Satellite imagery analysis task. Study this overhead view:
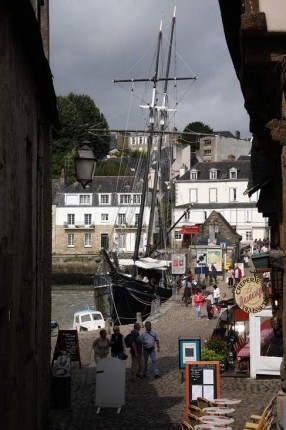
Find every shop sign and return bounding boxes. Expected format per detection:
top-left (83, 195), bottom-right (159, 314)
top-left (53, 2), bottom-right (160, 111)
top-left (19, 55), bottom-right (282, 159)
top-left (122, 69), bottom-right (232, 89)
top-left (171, 253), bottom-right (186, 275)
top-left (235, 276), bottom-right (268, 313)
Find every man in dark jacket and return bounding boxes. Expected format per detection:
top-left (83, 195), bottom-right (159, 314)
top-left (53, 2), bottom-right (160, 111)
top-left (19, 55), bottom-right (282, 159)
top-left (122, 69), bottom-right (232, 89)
top-left (130, 322), bottom-right (143, 379)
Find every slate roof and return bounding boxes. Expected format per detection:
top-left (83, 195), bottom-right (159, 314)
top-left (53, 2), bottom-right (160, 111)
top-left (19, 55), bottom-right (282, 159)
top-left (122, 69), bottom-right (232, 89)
top-left (178, 159), bottom-right (250, 181)
top-left (213, 130), bottom-right (236, 138)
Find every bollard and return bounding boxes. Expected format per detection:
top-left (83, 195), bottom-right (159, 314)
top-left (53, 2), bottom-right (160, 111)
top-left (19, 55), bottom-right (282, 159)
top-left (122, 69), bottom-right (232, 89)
top-left (136, 312), bottom-right (143, 327)
top-left (105, 318), bottom-right (112, 335)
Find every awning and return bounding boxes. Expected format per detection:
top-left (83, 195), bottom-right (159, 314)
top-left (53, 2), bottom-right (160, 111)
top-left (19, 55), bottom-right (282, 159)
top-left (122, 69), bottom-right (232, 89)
top-left (179, 225), bottom-right (200, 235)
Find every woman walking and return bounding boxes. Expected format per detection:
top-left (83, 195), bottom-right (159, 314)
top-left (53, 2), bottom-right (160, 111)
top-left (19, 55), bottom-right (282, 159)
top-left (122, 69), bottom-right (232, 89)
top-left (193, 290), bottom-right (204, 319)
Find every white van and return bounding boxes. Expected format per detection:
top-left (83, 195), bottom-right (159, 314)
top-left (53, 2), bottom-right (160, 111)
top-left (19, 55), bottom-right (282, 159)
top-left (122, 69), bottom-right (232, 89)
top-left (73, 310), bottom-right (105, 332)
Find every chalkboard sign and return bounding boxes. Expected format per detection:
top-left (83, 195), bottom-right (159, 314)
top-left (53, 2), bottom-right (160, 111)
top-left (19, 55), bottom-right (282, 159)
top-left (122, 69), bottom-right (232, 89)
top-left (185, 361), bottom-right (220, 411)
top-left (53, 330), bottom-right (81, 368)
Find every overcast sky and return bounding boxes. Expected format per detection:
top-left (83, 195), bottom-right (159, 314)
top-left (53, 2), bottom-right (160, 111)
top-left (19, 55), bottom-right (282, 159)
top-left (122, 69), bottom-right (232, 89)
top-left (50, 0), bottom-right (251, 139)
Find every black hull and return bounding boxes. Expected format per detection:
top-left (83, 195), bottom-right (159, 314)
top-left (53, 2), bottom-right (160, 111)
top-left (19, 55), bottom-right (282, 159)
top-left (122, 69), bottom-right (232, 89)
top-left (110, 273), bottom-right (172, 325)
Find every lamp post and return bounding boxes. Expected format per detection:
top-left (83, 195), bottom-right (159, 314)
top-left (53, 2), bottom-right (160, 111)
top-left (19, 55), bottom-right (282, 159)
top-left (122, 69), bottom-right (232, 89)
top-left (74, 142), bottom-right (96, 189)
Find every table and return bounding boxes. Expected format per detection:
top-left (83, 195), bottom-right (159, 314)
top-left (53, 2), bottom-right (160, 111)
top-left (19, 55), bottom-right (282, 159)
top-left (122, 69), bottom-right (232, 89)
top-left (194, 425), bottom-right (232, 430)
top-left (213, 398), bottom-right (242, 406)
top-left (200, 416), bottom-right (234, 426)
top-left (202, 407), bottom-right (235, 415)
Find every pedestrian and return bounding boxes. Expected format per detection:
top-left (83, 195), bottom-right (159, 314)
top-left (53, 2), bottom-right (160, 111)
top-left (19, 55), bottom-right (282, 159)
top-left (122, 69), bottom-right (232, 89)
top-left (92, 328), bottom-right (110, 363)
top-left (141, 321), bottom-right (160, 378)
top-left (213, 284), bottom-right (220, 307)
top-left (211, 264), bottom-right (217, 283)
top-left (110, 326), bottom-right (126, 360)
top-left (193, 290), bottom-right (204, 319)
top-left (130, 322), bottom-right (143, 380)
top-left (182, 277), bottom-right (192, 306)
top-left (234, 264), bottom-right (242, 284)
top-left (205, 292), bottom-right (214, 320)
top-left (227, 266), bottom-right (234, 287)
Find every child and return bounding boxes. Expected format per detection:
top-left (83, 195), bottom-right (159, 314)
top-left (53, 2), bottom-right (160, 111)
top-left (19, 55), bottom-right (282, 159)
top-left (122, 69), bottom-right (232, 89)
top-left (193, 290), bottom-right (204, 319)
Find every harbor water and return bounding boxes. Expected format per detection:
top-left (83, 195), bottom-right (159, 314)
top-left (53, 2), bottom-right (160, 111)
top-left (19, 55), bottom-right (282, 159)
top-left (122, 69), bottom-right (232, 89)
top-left (51, 285), bottom-right (111, 330)
top-left (52, 286), bottom-right (96, 330)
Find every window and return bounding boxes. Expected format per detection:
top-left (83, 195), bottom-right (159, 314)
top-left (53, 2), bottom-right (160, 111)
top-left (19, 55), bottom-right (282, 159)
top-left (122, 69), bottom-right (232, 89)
top-left (204, 139), bottom-right (211, 146)
top-left (135, 214), bottom-right (139, 226)
top-left (101, 213), bottom-right (109, 222)
top-left (229, 168), bottom-right (237, 179)
top-left (84, 233), bottom-right (92, 247)
top-left (184, 211), bottom-right (190, 221)
top-left (84, 214), bottom-right (92, 225)
top-left (120, 194), bottom-right (132, 204)
top-left (175, 231), bottom-right (182, 240)
top-left (100, 194), bottom-right (110, 205)
top-left (118, 234), bottom-right (126, 248)
top-left (209, 169), bottom-right (217, 179)
top-left (245, 209), bottom-right (252, 223)
top-left (204, 211), bottom-right (207, 220)
top-left (189, 188), bottom-right (198, 203)
top-left (133, 194), bottom-right (141, 204)
top-left (67, 233), bottom-right (75, 247)
top-left (246, 231), bottom-right (252, 241)
top-left (79, 194), bottom-right (91, 205)
top-left (67, 214), bottom-right (75, 225)
top-left (209, 188), bottom-right (217, 203)
top-left (118, 214), bottom-right (126, 225)
top-left (230, 188), bottom-right (237, 202)
top-left (204, 149), bottom-right (212, 155)
top-left (190, 170), bottom-right (197, 180)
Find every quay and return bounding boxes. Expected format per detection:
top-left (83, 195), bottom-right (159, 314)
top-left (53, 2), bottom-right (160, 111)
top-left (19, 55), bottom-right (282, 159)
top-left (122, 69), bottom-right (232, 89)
top-left (49, 271), bottom-right (280, 430)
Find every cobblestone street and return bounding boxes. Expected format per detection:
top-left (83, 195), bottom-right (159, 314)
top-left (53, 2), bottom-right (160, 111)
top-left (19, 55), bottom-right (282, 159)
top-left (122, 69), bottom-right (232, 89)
top-left (49, 273), bottom-right (281, 430)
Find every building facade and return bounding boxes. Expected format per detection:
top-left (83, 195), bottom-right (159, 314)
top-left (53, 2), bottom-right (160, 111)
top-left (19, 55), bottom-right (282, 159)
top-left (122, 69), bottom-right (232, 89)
top-left (53, 177), bottom-right (154, 255)
top-left (172, 158), bottom-right (270, 247)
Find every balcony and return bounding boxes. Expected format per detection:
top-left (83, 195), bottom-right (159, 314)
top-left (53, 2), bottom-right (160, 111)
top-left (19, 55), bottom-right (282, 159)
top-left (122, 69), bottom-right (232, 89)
top-left (63, 222), bottom-right (95, 230)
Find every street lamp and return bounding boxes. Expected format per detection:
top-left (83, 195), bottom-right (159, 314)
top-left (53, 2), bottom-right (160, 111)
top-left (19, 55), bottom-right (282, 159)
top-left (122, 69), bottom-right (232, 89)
top-left (74, 142), bottom-right (96, 189)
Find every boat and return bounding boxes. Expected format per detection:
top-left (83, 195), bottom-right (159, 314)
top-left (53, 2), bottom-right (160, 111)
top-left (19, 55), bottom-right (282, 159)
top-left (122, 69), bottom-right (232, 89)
top-left (101, 8), bottom-right (196, 325)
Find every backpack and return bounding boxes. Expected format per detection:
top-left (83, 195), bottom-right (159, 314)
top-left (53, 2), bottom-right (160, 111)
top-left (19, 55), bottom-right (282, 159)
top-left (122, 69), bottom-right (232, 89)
top-left (124, 333), bottom-right (132, 348)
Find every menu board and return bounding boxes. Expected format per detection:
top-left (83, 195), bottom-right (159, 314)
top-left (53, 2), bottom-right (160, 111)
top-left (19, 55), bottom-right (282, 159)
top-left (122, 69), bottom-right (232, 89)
top-left (53, 330), bottom-right (81, 368)
top-left (185, 361), bottom-right (220, 409)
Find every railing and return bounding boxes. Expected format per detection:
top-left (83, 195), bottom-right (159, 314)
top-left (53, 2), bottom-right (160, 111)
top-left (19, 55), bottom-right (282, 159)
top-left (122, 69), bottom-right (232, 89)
top-left (63, 223), bottom-right (95, 229)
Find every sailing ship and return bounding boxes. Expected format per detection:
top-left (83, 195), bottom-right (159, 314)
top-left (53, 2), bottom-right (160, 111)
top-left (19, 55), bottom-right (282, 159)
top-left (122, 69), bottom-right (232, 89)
top-left (101, 8), bottom-right (197, 325)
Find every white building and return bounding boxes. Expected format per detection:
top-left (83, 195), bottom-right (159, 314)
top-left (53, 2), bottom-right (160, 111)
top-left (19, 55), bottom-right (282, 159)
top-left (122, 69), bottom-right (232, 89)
top-left (198, 131), bottom-right (252, 162)
top-left (172, 157), bottom-right (270, 247)
top-left (52, 176), bottom-right (154, 255)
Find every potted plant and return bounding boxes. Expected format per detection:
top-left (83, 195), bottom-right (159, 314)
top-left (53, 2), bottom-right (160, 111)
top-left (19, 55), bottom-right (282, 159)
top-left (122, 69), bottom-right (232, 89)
top-left (201, 337), bottom-right (230, 372)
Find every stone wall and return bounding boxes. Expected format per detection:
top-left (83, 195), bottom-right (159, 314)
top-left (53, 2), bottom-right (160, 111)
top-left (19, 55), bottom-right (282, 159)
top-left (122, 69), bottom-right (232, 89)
top-left (0, 1), bottom-right (56, 429)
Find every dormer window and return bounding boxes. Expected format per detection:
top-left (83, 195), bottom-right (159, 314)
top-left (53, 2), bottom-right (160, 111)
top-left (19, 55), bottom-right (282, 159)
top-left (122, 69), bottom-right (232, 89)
top-left (229, 168), bottom-right (237, 179)
top-left (190, 169), bottom-right (198, 180)
top-left (209, 168), bottom-right (217, 180)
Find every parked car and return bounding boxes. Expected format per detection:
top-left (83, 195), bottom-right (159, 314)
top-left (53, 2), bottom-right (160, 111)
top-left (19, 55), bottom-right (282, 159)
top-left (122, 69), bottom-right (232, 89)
top-left (73, 309), bottom-right (105, 332)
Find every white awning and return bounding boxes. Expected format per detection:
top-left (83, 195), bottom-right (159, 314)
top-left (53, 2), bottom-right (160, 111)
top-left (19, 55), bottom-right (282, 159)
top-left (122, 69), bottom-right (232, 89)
top-left (118, 257), bottom-right (171, 270)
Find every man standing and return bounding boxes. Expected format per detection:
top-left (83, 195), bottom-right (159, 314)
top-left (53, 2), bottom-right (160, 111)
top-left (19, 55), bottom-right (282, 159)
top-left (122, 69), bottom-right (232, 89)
top-left (130, 322), bottom-right (143, 380)
top-left (234, 264), bottom-right (242, 284)
top-left (141, 321), bottom-right (160, 378)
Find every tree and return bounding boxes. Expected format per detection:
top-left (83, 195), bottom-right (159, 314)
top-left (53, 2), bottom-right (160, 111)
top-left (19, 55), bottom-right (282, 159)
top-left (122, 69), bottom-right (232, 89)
top-left (94, 158), bottom-right (133, 176)
top-left (52, 93), bottom-right (110, 183)
top-left (179, 121), bottom-right (214, 152)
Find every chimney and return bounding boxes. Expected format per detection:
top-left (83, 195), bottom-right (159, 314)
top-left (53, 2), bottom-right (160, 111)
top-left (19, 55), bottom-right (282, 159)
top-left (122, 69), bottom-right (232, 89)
top-left (179, 164), bottom-right (187, 177)
top-left (235, 130), bottom-right (240, 139)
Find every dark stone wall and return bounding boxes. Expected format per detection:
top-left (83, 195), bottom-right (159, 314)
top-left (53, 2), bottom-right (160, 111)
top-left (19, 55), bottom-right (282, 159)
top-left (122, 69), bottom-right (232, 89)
top-left (0, 1), bottom-right (56, 428)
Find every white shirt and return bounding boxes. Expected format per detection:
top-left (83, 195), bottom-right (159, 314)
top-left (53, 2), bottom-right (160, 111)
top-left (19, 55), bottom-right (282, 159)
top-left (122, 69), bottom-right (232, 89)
top-left (213, 287), bottom-right (220, 299)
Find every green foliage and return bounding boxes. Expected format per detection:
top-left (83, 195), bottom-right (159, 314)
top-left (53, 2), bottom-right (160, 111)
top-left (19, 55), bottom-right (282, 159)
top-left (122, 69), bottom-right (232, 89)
top-left (202, 337), bottom-right (230, 367)
top-left (52, 93), bottom-right (110, 183)
top-left (94, 159), bottom-right (133, 176)
top-left (179, 121), bottom-right (213, 152)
